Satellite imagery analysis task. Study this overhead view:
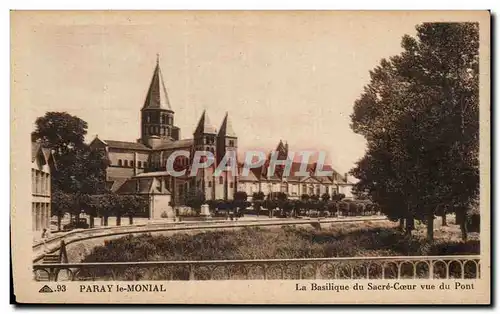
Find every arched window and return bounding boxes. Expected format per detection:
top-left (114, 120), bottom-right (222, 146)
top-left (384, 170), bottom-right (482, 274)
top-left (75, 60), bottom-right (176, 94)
top-left (138, 161), bottom-right (142, 168)
top-left (118, 159), bottom-right (123, 166)
top-left (143, 162), bottom-right (148, 168)
top-left (130, 161), bottom-right (134, 167)
top-left (124, 160), bottom-right (128, 167)
top-left (219, 176), bottom-right (223, 184)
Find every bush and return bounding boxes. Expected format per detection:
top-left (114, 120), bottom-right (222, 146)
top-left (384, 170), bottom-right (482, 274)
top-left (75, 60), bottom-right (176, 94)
top-left (81, 225), bottom-right (480, 280)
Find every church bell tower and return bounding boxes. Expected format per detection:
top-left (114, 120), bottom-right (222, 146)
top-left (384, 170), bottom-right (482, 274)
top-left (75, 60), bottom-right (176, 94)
top-left (141, 55), bottom-right (180, 148)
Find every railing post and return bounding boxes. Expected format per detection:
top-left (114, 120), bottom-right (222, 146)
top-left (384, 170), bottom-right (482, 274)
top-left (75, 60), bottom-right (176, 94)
top-left (189, 265), bottom-right (195, 280)
top-left (315, 264), bottom-right (321, 279)
top-left (461, 260), bottom-right (465, 279)
top-left (32, 255), bottom-right (481, 282)
top-left (429, 261), bottom-right (434, 279)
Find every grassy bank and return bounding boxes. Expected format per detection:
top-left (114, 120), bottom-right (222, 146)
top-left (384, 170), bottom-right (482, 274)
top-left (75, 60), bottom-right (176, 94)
top-left (75, 220), bottom-right (479, 280)
top-left (83, 221), bottom-right (479, 263)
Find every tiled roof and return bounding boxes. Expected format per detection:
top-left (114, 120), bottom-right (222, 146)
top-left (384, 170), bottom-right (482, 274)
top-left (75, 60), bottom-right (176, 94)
top-left (103, 140), bottom-right (151, 151)
top-left (115, 178), bottom-right (155, 194)
top-left (237, 161), bottom-right (345, 184)
top-left (194, 110), bottom-right (217, 135)
top-left (218, 113), bottom-right (236, 137)
top-left (115, 179), bottom-right (136, 194)
top-left (153, 138), bottom-right (193, 151)
top-left (135, 171), bottom-right (171, 177)
top-left (238, 168), bottom-right (259, 182)
top-left (142, 60), bottom-right (172, 111)
top-left (138, 178), bottom-right (154, 193)
top-left (109, 178), bottom-right (128, 193)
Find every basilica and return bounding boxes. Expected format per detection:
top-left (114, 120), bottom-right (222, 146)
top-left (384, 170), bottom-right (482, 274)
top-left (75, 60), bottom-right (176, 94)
top-left (90, 58), bottom-right (353, 219)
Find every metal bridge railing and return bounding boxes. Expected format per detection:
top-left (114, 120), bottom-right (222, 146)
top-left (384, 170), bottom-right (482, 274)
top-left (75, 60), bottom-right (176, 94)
top-left (33, 255), bottom-right (480, 281)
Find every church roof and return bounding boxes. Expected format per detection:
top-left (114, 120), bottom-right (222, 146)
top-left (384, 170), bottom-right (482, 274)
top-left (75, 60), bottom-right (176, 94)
top-left (153, 138), bottom-right (194, 151)
top-left (142, 57), bottom-right (172, 111)
top-left (218, 112), bottom-right (236, 137)
top-left (109, 178), bottom-right (128, 193)
top-left (238, 168), bottom-right (260, 182)
top-left (194, 110), bottom-right (217, 135)
top-left (102, 140), bottom-right (151, 151)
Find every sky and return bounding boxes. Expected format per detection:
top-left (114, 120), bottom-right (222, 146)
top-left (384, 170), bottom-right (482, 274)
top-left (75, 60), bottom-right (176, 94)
top-left (12, 11), bottom-right (429, 175)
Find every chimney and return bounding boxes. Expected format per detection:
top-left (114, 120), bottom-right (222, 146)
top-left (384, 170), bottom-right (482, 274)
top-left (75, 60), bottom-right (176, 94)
top-left (344, 173), bottom-right (348, 182)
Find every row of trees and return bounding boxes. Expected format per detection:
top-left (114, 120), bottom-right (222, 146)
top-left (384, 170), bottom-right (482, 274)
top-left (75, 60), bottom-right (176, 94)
top-left (52, 191), bottom-right (148, 229)
top-left (350, 23), bottom-right (479, 241)
top-left (192, 191), bottom-right (376, 218)
top-left (33, 112), bottom-right (149, 230)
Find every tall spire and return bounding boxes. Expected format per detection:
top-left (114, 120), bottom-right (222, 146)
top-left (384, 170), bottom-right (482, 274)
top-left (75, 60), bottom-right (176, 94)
top-left (218, 112), bottom-right (237, 137)
top-left (194, 110), bottom-right (217, 135)
top-left (142, 55), bottom-right (172, 111)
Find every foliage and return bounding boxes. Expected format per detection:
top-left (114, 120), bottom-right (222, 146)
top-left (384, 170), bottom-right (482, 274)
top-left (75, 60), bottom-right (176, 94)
top-left (252, 191), bottom-right (265, 201)
top-left (331, 193), bottom-right (345, 201)
top-left (86, 194), bottom-right (148, 225)
top-left (82, 223), bottom-right (479, 280)
top-left (32, 112), bottom-right (110, 221)
top-left (350, 23), bottom-right (479, 241)
top-left (234, 191), bottom-right (248, 201)
top-left (321, 193), bottom-right (330, 202)
top-left (184, 190), bottom-right (205, 210)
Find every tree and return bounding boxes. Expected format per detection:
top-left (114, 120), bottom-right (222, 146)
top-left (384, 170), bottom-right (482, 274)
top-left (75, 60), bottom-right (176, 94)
top-left (332, 193), bottom-right (345, 201)
top-left (252, 191), bottom-right (265, 216)
top-left (32, 112), bottom-right (109, 224)
top-left (32, 112), bottom-right (87, 156)
top-left (51, 190), bottom-right (73, 231)
top-left (90, 194), bottom-right (116, 226)
top-left (184, 189), bottom-right (206, 211)
top-left (350, 23), bottom-right (479, 241)
top-left (321, 192), bottom-right (330, 202)
top-left (234, 191), bottom-right (248, 202)
top-left (252, 191), bottom-right (265, 201)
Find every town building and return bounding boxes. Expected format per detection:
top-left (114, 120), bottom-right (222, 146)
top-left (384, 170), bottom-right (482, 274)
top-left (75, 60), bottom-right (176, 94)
top-left (31, 142), bottom-right (56, 235)
top-left (90, 57), bottom-right (353, 218)
top-left (237, 140), bottom-right (354, 200)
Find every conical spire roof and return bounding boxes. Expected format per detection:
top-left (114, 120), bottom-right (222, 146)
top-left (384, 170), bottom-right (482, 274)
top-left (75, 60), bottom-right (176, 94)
top-left (194, 110), bottom-right (217, 135)
top-left (142, 55), bottom-right (172, 111)
top-left (218, 112), bottom-right (237, 137)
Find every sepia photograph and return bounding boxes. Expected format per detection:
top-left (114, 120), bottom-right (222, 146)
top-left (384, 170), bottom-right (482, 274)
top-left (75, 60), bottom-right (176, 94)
top-left (10, 10), bottom-right (490, 304)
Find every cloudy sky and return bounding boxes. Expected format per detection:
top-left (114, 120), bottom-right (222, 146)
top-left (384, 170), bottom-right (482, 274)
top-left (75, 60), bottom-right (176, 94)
top-left (13, 11), bottom-right (442, 174)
